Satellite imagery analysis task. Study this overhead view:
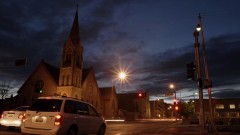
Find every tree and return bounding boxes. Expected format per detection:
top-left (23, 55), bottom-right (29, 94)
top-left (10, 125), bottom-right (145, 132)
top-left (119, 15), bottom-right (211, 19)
top-left (177, 100), bottom-right (195, 118)
top-left (0, 81), bottom-right (11, 100)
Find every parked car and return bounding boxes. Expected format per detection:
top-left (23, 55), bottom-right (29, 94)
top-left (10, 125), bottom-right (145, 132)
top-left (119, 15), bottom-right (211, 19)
top-left (0, 106), bottom-right (29, 128)
top-left (21, 96), bottom-right (106, 135)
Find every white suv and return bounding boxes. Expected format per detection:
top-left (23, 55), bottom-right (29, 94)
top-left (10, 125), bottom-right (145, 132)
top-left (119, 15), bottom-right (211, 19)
top-left (21, 96), bottom-right (106, 135)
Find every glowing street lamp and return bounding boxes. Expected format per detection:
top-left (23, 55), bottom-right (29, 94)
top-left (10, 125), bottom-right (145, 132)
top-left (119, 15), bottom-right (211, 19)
top-left (169, 84), bottom-right (175, 89)
top-left (196, 24), bottom-right (201, 32)
top-left (119, 72), bottom-right (126, 80)
top-left (169, 83), bottom-right (176, 100)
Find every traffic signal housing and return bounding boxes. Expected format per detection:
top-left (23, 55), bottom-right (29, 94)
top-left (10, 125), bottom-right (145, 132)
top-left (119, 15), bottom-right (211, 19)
top-left (173, 99), bottom-right (179, 111)
top-left (186, 62), bottom-right (196, 80)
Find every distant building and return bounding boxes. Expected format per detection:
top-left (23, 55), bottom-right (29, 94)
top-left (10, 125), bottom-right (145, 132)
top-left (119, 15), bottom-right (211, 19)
top-left (195, 98), bottom-right (240, 124)
top-left (14, 8), bottom-right (118, 117)
top-left (117, 92), bottom-right (151, 120)
top-left (150, 99), bottom-right (168, 118)
top-left (99, 87), bottom-right (118, 119)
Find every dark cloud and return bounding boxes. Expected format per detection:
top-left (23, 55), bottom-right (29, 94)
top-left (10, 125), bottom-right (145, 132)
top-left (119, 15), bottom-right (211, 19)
top-left (210, 88), bottom-right (240, 99)
top-left (1, 0), bottom-right (240, 101)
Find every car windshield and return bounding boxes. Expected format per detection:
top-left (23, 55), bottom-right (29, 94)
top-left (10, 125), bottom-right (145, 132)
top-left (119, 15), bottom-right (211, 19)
top-left (28, 99), bottom-right (62, 112)
top-left (12, 106), bottom-right (29, 111)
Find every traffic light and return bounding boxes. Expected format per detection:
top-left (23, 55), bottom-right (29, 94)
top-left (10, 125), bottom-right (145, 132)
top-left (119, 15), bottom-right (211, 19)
top-left (175, 106), bottom-right (179, 111)
top-left (173, 99), bottom-right (178, 111)
top-left (186, 62), bottom-right (196, 80)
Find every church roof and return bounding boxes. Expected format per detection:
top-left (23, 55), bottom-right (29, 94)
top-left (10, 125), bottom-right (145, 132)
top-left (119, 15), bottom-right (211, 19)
top-left (42, 61), bottom-right (59, 84)
top-left (42, 61), bottom-right (92, 85)
top-left (82, 67), bottom-right (92, 84)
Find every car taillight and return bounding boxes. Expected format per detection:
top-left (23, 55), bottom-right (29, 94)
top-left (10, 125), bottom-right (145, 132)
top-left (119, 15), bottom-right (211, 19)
top-left (22, 113), bottom-right (26, 122)
top-left (18, 113), bottom-right (24, 119)
top-left (54, 114), bottom-right (62, 126)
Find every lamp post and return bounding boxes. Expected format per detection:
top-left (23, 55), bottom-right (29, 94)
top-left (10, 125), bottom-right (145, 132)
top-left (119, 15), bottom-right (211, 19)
top-left (169, 83), bottom-right (176, 102)
top-left (196, 13), bottom-right (215, 132)
top-left (193, 92), bottom-right (198, 116)
top-left (169, 83), bottom-right (177, 120)
top-left (193, 30), bottom-right (205, 129)
top-left (193, 92), bottom-right (198, 100)
top-left (110, 71), bottom-right (127, 119)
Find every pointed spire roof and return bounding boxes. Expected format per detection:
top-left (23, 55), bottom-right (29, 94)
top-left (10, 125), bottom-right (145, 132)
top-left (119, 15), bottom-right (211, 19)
top-left (69, 6), bottom-right (80, 44)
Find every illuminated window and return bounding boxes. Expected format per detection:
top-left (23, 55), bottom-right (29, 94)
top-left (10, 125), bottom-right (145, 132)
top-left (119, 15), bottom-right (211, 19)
top-left (229, 104), bottom-right (235, 109)
top-left (215, 104), bottom-right (224, 109)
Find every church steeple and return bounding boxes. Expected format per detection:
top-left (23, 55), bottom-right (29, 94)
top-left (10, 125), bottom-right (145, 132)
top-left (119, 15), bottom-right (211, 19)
top-left (58, 6), bottom-right (84, 99)
top-left (69, 7), bottom-right (80, 45)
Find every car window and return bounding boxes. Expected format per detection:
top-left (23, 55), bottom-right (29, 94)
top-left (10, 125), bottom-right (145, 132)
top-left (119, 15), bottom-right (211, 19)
top-left (76, 102), bottom-right (89, 115)
top-left (88, 105), bottom-right (98, 116)
top-left (13, 106), bottom-right (29, 111)
top-left (64, 100), bottom-right (89, 115)
top-left (28, 99), bottom-right (62, 112)
top-left (64, 100), bottom-right (76, 114)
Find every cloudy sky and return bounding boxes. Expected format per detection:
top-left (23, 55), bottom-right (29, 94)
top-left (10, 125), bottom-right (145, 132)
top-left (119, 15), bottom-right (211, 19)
top-left (1, 0), bottom-right (240, 103)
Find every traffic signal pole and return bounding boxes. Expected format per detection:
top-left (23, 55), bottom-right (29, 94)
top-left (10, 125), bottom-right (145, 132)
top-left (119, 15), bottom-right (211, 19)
top-left (193, 31), bottom-right (205, 129)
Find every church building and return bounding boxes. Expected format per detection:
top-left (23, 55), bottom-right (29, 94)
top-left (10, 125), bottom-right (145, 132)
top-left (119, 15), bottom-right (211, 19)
top-left (15, 8), bottom-right (117, 116)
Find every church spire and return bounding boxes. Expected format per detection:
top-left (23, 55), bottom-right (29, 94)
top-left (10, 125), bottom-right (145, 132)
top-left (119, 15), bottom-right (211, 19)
top-left (69, 5), bottom-right (80, 44)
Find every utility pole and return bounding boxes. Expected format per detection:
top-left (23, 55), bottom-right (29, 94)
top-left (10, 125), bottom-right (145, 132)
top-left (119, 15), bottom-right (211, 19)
top-left (197, 13), bottom-right (216, 132)
top-left (193, 30), bottom-right (205, 129)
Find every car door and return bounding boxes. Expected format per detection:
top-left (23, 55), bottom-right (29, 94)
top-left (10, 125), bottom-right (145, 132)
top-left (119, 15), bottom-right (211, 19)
top-left (87, 104), bottom-right (103, 133)
top-left (75, 102), bottom-right (90, 134)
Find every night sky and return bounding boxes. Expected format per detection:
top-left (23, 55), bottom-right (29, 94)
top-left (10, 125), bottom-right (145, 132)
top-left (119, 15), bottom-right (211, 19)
top-left (1, 0), bottom-right (240, 103)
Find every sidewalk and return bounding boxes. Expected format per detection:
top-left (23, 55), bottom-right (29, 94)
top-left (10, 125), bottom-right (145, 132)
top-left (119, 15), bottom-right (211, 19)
top-left (166, 119), bottom-right (240, 135)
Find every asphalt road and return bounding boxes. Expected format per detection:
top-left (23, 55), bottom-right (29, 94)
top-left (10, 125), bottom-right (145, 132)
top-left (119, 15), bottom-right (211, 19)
top-left (106, 119), bottom-right (178, 135)
top-left (0, 119), bottom-right (177, 135)
top-left (1, 119), bottom-right (239, 135)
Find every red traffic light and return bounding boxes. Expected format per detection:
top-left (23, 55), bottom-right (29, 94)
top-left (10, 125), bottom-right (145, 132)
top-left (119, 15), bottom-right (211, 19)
top-left (175, 106), bottom-right (179, 111)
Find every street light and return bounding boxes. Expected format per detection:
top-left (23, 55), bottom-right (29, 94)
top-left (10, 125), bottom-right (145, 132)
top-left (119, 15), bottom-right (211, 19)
top-left (169, 83), bottom-right (178, 120)
top-left (110, 71), bottom-right (128, 118)
top-left (193, 92), bottom-right (198, 99)
top-left (196, 13), bottom-right (215, 132)
top-left (193, 28), bottom-right (205, 129)
top-left (169, 83), bottom-right (176, 100)
top-left (119, 72), bottom-right (126, 80)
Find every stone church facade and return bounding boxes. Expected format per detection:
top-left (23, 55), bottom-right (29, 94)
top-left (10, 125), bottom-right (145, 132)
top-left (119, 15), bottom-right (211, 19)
top-left (15, 9), bottom-right (116, 116)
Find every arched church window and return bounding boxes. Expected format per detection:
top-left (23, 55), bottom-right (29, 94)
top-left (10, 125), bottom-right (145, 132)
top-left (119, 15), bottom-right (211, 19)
top-left (66, 75), bottom-right (69, 85)
top-left (35, 80), bottom-right (44, 93)
top-left (76, 55), bottom-right (82, 68)
top-left (63, 54), bottom-right (72, 67)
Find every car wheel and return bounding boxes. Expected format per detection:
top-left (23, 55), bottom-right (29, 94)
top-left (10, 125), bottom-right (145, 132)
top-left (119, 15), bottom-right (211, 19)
top-left (66, 126), bottom-right (77, 135)
top-left (97, 124), bottom-right (106, 135)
